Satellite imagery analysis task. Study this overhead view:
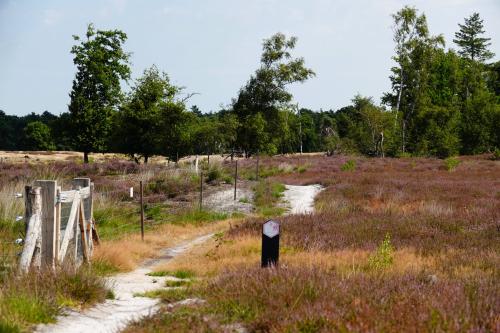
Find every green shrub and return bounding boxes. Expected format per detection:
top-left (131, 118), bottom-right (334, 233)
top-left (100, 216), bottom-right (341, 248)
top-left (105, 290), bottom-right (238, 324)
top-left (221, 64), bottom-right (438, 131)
top-left (492, 148), bottom-right (500, 161)
top-left (206, 165), bottom-right (223, 183)
top-left (341, 159), bottom-right (356, 172)
top-left (368, 234), bottom-right (394, 270)
top-left (444, 156), bottom-right (460, 171)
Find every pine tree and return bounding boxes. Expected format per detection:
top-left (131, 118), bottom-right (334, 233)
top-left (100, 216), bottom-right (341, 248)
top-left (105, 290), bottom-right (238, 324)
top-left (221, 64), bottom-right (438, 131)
top-left (453, 13), bottom-right (494, 62)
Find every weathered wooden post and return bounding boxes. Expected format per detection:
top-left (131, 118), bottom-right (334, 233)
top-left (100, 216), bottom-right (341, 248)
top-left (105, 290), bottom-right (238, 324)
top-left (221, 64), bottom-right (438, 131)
top-left (256, 151), bottom-right (260, 181)
top-left (234, 160), bottom-right (238, 201)
top-left (199, 171), bottom-right (203, 210)
top-left (72, 178), bottom-right (91, 263)
top-left (19, 186), bottom-right (42, 272)
top-left (34, 180), bottom-right (57, 269)
top-left (140, 180), bottom-right (145, 241)
top-left (261, 219), bottom-right (280, 268)
top-left (55, 186), bottom-right (61, 263)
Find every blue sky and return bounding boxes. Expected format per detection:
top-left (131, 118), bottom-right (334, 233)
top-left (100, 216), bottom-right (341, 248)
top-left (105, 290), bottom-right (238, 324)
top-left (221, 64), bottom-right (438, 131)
top-left (1, 0), bottom-right (499, 116)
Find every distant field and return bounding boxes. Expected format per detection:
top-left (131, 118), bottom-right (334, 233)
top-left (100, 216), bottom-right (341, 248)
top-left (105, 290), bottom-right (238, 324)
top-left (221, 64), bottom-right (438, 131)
top-left (0, 150), bottom-right (324, 164)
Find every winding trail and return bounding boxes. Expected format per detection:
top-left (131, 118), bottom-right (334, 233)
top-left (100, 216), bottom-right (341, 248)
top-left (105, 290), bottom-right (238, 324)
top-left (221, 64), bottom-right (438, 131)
top-left (36, 184), bottom-right (322, 333)
top-left (36, 234), bottom-right (213, 333)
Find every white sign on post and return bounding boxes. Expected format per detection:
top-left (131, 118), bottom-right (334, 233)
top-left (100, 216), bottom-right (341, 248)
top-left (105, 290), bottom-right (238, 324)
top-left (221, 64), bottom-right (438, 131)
top-left (129, 187), bottom-right (134, 198)
top-left (263, 220), bottom-right (280, 238)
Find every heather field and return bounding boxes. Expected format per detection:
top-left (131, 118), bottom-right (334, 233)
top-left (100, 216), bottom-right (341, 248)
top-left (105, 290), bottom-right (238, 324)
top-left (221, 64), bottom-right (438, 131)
top-left (0, 155), bottom-right (498, 332)
top-left (128, 154), bottom-right (499, 332)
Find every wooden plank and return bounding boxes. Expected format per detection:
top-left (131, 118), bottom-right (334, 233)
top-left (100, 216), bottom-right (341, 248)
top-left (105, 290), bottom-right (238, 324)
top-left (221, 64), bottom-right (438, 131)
top-left (58, 192), bottom-right (80, 263)
top-left (59, 190), bottom-right (77, 203)
top-left (55, 186), bottom-right (61, 264)
top-left (59, 188), bottom-right (89, 202)
top-left (72, 178), bottom-right (91, 220)
top-left (78, 200), bottom-right (89, 263)
top-left (18, 186), bottom-right (42, 273)
top-left (72, 179), bottom-right (89, 265)
top-left (79, 186), bottom-right (90, 199)
top-left (87, 183), bottom-right (94, 255)
top-left (34, 180), bottom-right (57, 269)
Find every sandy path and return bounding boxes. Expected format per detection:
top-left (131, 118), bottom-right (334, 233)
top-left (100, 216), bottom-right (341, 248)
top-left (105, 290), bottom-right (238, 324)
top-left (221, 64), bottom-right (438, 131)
top-left (204, 187), bottom-right (254, 214)
top-left (35, 234), bottom-right (213, 333)
top-left (283, 184), bottom-right (323, 214)
top-left (35, 185), bottom-right (321, 333)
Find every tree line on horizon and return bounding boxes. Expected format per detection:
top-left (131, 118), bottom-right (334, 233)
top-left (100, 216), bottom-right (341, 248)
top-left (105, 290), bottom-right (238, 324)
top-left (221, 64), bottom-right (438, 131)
top-left (1, 6), bottom-right (499, 162)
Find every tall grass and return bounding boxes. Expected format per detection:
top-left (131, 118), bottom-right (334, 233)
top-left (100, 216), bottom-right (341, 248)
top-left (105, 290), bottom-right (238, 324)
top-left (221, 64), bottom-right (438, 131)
top-left (0, 267), bottom-right (107, 332)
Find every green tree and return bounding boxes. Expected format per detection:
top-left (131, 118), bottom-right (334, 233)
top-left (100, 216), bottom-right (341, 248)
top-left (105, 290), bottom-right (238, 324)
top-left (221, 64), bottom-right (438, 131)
top-left (23, 121), bottom-right (56, 151)
top-left (232, 33), bottom-right (315, 155)
top-left (68, 23), bottom-right (131, 163)
top-left (383, 6), bottom-right (445, 154)
top-left (452, 14), bottom-right (497, 154)
top-left (115, 65), bottom-right (180, 163)
top-left (453, 13), bottom-right (494, 63)
top-left (159, 101), bottom-right (195, 162)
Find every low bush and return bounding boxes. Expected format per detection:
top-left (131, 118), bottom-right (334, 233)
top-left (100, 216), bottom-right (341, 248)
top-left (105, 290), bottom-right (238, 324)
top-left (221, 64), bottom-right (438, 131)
top-left (253, 180), bottom-right (286, 216)
top-left (341, 159), bottom-right (356, 172)
top-left (444, 156), bottom-right (460, 171)
top-left (367, 233), bottom-right (394, 270)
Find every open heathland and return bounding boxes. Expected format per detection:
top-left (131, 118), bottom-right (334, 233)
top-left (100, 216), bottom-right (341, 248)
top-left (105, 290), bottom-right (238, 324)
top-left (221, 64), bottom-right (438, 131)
top-left (127, 154), bottom-right (499, 332)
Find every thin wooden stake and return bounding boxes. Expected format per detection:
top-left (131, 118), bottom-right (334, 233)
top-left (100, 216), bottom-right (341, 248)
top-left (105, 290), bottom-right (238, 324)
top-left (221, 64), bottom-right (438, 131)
top-left (234, 160), bottom-right (238, 200)
top-left (55, 186), bottom-right (61, 264)
top-left (199, 171), bottom-right (203, 210)
top-left (78, 200), bottom-right (89, 263)
top-left (256, 152), bottom-right (260, 181)
top-left (140, 181), bottom-right (144, 241)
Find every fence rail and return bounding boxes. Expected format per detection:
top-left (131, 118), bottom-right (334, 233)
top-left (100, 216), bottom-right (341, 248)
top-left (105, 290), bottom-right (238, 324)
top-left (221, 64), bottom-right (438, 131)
top-left (18, 178), bottom-right (98, 273)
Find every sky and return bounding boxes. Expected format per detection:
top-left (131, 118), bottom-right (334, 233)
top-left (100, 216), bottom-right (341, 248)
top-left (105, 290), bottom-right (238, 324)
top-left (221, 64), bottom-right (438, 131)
top-left (1, 0), bottom-right (499, 116)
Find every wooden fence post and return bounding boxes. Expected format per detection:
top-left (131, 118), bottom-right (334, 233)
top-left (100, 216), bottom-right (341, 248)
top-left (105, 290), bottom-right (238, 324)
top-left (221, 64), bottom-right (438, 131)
top-left (18, 186), bottom-right (42, 273)
top-left (199, 171), bottom-right (203, 210)
top-left (34, 180), bottom-right (57, 269)
top-left (72, 178), bottom-right (91, 263)
top-left (256, 152), bottom-right (260, 181)
top-left (140, 181), bottom-right (144, 241)
top-left (234, 160), bottom-right (238, 200)
top-left (55, 186), bottom-right (61, 264)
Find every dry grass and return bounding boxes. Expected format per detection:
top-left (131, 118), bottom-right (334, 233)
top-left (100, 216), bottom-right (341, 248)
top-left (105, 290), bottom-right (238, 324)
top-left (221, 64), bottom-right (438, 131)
top-left (155, 234), bottom-right (436, 279)
top-left (93, 219), bottom-right (241, 272)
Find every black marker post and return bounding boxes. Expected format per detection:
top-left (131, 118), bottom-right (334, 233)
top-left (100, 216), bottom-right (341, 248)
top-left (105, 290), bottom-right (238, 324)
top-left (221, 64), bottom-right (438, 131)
top-left (261, 219), bottom-right (280, 268)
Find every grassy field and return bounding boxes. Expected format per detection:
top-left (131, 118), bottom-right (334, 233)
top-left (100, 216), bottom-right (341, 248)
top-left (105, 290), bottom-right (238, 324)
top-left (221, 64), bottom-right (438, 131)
top-left (0, 155), bottom-right (294, 332)
top-left (125, 154), bottom-right (499, 332)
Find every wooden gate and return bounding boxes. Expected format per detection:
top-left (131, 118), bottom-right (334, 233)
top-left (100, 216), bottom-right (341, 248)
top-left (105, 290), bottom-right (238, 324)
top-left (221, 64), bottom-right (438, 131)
top-left (19, 178), bottom-right (98, 272)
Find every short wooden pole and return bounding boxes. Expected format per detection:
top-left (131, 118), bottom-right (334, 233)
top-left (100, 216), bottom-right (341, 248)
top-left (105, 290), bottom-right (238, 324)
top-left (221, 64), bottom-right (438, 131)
top-left (256, 152), bottom-right (260, 181)
top-left (140, 181), bottom-right (144, 241)
top-left (19, 186), bottom-right (42, 273)
top-left (55, 186), bottom-right (61, 264)
top-left (199, 171), bottom-right (203, 210)
top-left (234, 160), bottom-right (238, 200)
